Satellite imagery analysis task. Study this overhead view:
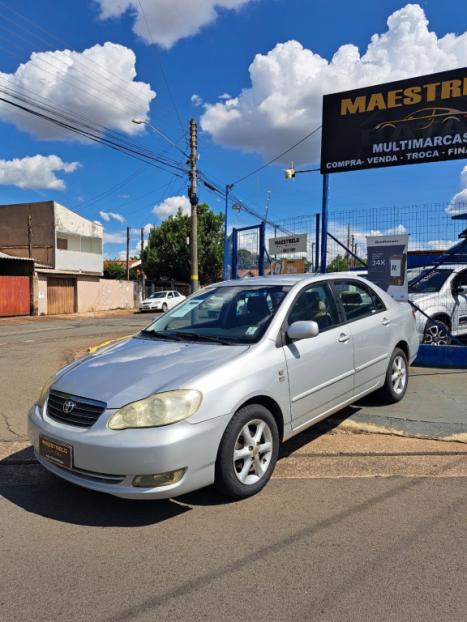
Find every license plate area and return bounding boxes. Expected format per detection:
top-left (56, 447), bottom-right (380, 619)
top-left (39, 435), bottom-right (73, 469)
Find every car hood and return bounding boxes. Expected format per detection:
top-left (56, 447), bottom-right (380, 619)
top-left (408, 292), bottom-right (438, 304)
top-left (141, 298), bottom-right (162, 304)
top-left (52, 336), bottom-right (249, 408)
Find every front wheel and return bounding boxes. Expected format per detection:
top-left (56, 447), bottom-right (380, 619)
top-left (378, 347), bottom-right (408, 403)
top-left (162, 303), bottom-right (168, 313)
top-left (215, 404), bottom-right (279, 499)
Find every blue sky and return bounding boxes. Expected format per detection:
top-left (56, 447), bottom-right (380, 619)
top-left (0, 0), bottom-right (466, 257)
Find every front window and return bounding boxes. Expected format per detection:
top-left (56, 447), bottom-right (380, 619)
top-left (142, 285), bottom-right (290, 344)
top-left (409, 269), bottom-right (453, 293)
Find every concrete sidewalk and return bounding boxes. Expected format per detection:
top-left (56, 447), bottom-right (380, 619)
top-left (334, 367), bottom-right (467, 443)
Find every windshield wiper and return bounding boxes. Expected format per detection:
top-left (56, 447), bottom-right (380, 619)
top-left (170, 332), bottom-right (234, 345)
top-left (139, 330), bottom-right (184, 341)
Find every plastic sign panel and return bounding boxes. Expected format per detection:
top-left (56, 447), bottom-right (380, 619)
top-left (268, 234), bottom-right (307, 255)
top-left (366, 235), bottom-right (409, 301)
top-left (321, 67), bottom-right (467, 173)
top-left (270, 258), bottom-right (305, 275)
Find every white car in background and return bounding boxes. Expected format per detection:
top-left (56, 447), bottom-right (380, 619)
top-left (139, 290), bottom-right (186, 313)
top-left (408, 264), bottom-right (467, 344)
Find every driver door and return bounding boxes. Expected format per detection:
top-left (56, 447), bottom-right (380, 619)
top-left (283, 282), bottom-right (354, 431)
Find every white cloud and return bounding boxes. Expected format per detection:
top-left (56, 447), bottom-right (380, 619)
top-left (95, 0), bottom-right (253, 49)
top-left (0, 154), bottom-right (79, 190)
top-left (191, 94), bottom-right (203, 107)
top-left (104, 231), bottom-right (127, 244)
top-left (446, 166), bottom-right (467, 216)
top-left (143, 223), bottom-right (153, 234)
top-left (99, 210), bottom-right (126, 223)
top-left (152, 195), bottom-right (190, 219)
top-left (201, 4), bottom-right (467, 163)
top-left (218, 92), bottom-right (232, 100)
top-left (0, 42), bottom-right (155, 140)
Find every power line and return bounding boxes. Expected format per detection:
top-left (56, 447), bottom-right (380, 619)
top-left (136, 0), bottom-right (184, 131)
top-left (232, 125), bottom-right (322, 186)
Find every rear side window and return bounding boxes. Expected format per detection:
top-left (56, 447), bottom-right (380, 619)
top-left (334, 280), bottom-right (385, 321)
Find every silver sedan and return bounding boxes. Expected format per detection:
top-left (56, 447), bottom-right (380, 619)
top-left (28, 274), bottom-right (419, 500)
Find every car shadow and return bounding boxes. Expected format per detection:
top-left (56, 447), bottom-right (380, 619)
top-left (1, 405), bottom-right (365, 518)
top-left (0, 446), bottom-right (191, 527)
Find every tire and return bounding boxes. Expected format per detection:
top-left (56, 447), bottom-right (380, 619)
top-left (162, 303), bottom-right (168, 313)
top-left (423, 320), bottom-right (451, 346)
top-left (378, 347), bottom-right (409, 404)
top-left (215, 404), bottom-right (279, 500)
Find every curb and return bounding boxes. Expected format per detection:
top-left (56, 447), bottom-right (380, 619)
top-left (335, 414), bottom-right (467, 444)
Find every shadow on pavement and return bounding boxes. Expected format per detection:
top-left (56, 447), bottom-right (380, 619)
top-left (0, 447), bottom-right (193, 527)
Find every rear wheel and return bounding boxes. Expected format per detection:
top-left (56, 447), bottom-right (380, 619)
top-left (215, 404), bottom-right (279, 499)
top-left (423, 320), bottom-right (451, 345)
top-left (378, 347), bottom-right (408, 403)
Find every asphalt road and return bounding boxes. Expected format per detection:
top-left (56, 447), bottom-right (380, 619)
top-left (1, 313), bottom-right (466, 621)
top-left (0, 314), bottom-right (150, 441)
top-left (0, 467), bottom-right (465, 621)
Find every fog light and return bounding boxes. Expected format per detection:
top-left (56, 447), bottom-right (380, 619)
top-left (132, 468), bottom-right (186, 488)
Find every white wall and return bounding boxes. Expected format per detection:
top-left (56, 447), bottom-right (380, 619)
top-left (55, 249), bottom-right (103, 274)
top-left (77, 277), bottom-right (138, 312)
top-left (54, 202), bottom-right (103, 274)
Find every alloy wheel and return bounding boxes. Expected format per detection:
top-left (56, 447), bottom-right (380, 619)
top-left (423, 324), bottom-right (449, 346)
top-left (391, 354), bottom-right (407, 395)
top-left (233, 419), bottom-right (273, 485)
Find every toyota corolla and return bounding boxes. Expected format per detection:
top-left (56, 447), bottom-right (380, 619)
top-left (28, 274), bottom-right (418, 500)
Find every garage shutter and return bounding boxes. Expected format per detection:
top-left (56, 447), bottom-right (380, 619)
top-left (0, 276), bottom-right (30, 317)
top-left (47, 278), bottom-right (75, 314)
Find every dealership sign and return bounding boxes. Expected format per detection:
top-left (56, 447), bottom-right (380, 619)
top-left (321, 67), bottom-right (467, 173)
top-left (268, 233), bottom-right (307, 255)
top-left (366, 234), bottom-right (409, 302)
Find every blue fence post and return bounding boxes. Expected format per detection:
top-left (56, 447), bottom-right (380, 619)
top-left (223, 184), bottom-right (232, 280)
top-left (231, 227), bottom-right (238, 279)
top-left (315, 212), bottom-right (320, 272)
top-left (320, 173), bottom-right (329, 273)
top-left (258, 222), bottom-right (266, 276)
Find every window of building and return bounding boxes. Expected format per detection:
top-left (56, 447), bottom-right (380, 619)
top-left (56, 238), bottom-right (68, 250)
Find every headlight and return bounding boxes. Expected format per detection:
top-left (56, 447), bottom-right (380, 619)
top-left (37, 375), bottom-right (56, 408)
top-left (108, 389), bottom-right (202, 430)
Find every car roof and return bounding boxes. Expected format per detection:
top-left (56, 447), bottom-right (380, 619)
top-left (214, 272), bottom-right (371, 288)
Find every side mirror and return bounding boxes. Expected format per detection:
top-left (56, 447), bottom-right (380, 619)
top-left (453, 285), bottom-right (467, 296)
top-left (287, 320), bottom-right (320, 341)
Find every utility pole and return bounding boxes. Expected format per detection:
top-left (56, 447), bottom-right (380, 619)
top-left (126, 226), bottom-right (130, 280)
top-left (27, 214), bottom-right (32, 258)
top-left (188, 118), bottom-right (199, 292)
top-left (140, 227), bottom-right (145, 296)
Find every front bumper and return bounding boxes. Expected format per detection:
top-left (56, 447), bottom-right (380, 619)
top-left (28, 405), bottom-right (229, 499)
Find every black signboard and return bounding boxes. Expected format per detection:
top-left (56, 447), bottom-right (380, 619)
top-left (321, 67), bottom-right (467, 174)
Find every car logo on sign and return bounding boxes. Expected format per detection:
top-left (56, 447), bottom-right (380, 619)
top-left (63, 399), bottom-right (76, 414)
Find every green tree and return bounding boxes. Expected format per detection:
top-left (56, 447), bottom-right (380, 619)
top-left (238, 248), bottom-right (258, 269)
top-left (142, 203), bottom-right (224, 284)
top-left (326, 255), bottom-right (349, 273)
top-left (104, 262), bottom-right (137, 280)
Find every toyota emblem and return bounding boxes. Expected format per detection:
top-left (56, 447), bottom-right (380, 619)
top-left (63, 399), bottom-right (76, 414)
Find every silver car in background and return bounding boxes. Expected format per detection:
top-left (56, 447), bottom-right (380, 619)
top-left (408, 265), bottom-right (467, 344)
top-left (28, 274), bottom-right (418, 500)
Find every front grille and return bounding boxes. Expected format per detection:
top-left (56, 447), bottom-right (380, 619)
top-left (54, 463), bottom-right (125, 484)
top-left (47, 390), bottom-right (107, 428)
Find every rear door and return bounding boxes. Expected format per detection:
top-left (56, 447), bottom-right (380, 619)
top-left (332, 279), bottom-right (391, 397)
top-left (283, 281), bottom-right (354, 431)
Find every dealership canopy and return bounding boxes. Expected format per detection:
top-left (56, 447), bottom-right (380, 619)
top-left (321, 67), bottom-right (467, 174)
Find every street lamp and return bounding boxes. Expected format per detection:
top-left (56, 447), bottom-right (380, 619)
top-left (283, 163), bottom-right (327, 273)
top-left (131, 119), bottom-right (187, 157)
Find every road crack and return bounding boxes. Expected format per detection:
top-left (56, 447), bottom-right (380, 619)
top-left (0, 412), bottom-right (26, 440)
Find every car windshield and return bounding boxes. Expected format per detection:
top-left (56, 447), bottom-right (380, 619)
top-left (149, 292), bottom-right (167, 299)
top-left (142, 285), bottom-right (291, 344)
top-left (408, 269), bottom-right (453, 293)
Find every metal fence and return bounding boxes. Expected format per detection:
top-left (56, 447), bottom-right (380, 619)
top-left (266, 201), bottom-right (467, 346)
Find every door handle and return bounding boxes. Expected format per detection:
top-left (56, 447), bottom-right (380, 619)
top-left (338, 333), bottom-right (350, 343)
top-left (382, 317), bottom-right (391, 326)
